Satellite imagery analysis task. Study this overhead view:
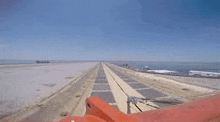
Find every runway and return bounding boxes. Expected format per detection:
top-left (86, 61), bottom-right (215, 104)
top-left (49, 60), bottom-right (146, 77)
top-left (91, 63), bottom-right (182, 114)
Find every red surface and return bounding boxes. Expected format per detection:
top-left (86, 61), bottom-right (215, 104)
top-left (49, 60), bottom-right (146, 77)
top-left (85, 97), bottom-right (136, 122)
top-left (130, 94), bottom-right (220, 122)
top-left (59, 94), bottom-right (220, 122)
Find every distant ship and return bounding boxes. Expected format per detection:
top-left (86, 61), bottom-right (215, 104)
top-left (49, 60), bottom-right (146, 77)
top-left (36, 60), bottom-right (49, 63)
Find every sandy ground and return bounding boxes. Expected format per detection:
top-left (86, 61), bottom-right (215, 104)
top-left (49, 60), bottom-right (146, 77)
top-left (0, 62), bottom-right (98, 118)
top-left (154, 74), bottom-right (220, 90)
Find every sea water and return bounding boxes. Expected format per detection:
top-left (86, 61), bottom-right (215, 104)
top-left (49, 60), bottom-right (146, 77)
top-left (0, 59), bottom-right (36, 65)
top-left (110, 61), bottom-right (220, 75)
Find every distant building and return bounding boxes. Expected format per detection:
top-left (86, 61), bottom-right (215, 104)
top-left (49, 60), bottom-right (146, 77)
top-left (189, 70), bottom-right (202, 76)
top-left (189, 70), bottom-right (220, 77)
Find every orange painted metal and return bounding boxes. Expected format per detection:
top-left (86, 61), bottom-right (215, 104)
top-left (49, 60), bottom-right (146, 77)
top-left (130, 94), bottom-right (220, 122)
top-left (85, 97), bottom-right (137, 122)
top-left (59, 94), bottom-right (220, 122)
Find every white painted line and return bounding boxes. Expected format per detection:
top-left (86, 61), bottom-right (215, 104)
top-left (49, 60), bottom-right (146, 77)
top-left (135, 87), bottom-right (151, 90)
top-left (109, 103), bottom-right (117, 105)
top-left (153, 96), bottom-right (183, 101)
top-left (92, 90), bottom-right (112, 92)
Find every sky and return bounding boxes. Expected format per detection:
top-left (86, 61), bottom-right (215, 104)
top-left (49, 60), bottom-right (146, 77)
top-left (0, 0), bottom-right (220, 61)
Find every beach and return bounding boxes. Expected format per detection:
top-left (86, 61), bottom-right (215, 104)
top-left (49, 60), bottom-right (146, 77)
top-left (0, 62), bottom-right (98, 117)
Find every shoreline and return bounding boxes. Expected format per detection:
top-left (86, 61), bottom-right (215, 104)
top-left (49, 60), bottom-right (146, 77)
top-left (110, 61), bottom-right (220, 78)
top-left (107, 63), bottom-right (219, 100)
top-left (131, 68), bottom-right (220, 90)
top-left (138, 71), bottom-right (220, 79)
top-left (114, 64), bottom-right (220, 89)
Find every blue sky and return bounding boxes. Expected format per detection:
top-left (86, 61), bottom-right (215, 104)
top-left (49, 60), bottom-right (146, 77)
top-left (0, 0), bottom-right (220, 61)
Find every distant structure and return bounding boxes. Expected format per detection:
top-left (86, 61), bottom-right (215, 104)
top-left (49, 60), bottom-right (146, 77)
top-left (36, 60), bottom-right (49, 63)
top-left (147, 70), bottom-right (178, 75)
top-left (189, 70), bottom-right (220, 78)
top-left (122, 64), bottom-right (130, 68)
top-left (135, 66), bottom-right (151, 72)
top-left (141, 66), bottom-right (151, 72)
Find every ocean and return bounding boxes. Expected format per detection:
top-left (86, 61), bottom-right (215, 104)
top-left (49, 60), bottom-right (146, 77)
top-left (0, 60), bottom-right (37, 65)
top-left (109, 61), bottom-right (220, 75)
